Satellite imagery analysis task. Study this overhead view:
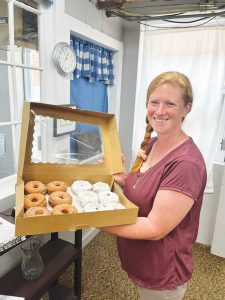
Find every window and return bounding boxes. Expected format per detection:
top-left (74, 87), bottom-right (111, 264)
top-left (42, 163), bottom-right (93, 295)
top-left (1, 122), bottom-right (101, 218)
top-left (0, 0), bottom-right (41, 199)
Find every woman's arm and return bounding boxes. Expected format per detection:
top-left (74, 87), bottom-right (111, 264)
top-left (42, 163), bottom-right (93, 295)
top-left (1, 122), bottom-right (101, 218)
top-left (102, 189), bottom-right (194, 240)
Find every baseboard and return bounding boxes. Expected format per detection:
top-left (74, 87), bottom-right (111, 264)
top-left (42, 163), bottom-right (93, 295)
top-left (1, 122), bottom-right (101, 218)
top-left (82, 228), bottom-right (99, 248)
top-left (59, 228), bottom-right (99, 248)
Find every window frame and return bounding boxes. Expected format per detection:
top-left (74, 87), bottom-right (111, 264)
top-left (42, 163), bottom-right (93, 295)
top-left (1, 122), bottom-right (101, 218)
top-left (0, 0), bottom-right (43, 202)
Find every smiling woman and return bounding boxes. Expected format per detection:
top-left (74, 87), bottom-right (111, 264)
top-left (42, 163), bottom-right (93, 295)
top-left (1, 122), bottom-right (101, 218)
top-left (101, 71), bottom-right (207, 300)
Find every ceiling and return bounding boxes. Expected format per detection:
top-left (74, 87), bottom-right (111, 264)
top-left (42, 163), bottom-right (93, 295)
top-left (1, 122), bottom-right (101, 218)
top-left (95, 0), bottom-right (225, 21)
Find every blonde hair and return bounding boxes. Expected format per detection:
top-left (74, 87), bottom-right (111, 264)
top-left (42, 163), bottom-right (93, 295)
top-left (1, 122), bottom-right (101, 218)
top-left (131, 71), bottom-right (193, 172)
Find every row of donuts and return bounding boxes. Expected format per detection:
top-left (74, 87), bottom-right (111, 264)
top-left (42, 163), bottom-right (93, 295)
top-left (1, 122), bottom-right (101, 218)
top-left (70, 180), bottom-right (125, 212)
top-left (23, 180), bottom-right (125, 217)
top-left (24, 180), bottom-right (76, 217)
top-left (24, 180), bottom-right (68, 195)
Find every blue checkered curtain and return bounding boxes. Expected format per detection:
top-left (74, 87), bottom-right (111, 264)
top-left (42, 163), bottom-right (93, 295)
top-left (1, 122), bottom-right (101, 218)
top-left (71, 37), bottom-right (114, 85)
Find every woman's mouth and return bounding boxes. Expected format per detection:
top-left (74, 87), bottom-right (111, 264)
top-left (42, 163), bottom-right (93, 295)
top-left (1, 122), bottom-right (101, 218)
top-left (153, 117), bottom-right (168, 123)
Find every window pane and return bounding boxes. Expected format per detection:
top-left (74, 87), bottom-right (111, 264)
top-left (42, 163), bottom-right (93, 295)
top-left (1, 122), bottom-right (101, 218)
top-left (31, 115), bottom-right (103, 164)
top-left (0, 0), bottom-right (9, 61)
top-left (16, 0), bottom-right (38, 9)
top-left (0, 125), bottom-right (16, 179)
top-left (14, 5), bottom-right (38, 50)
top-left (16, 66), bottom-right (40, 122)
top-left (0, 64), bottom-right (11, 123)
top-left (15, 46), bottom-right (40, 68)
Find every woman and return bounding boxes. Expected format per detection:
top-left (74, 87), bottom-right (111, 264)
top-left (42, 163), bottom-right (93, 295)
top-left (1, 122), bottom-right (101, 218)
top-left (103, 71), bottom-right (207, 300)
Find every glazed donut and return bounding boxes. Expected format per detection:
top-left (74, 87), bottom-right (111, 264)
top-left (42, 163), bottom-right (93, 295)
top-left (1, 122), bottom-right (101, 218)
top-left (48, 191), bottom-right (72, 207)
top-left (47, 181), bottom-right (67, 193)
top-left (71, 180), bottom-right (92, 195)
top-left (24, 193), bottom-right (46, 210)
top-left (77, 191), bottom-right (98, 208)
top-left (25, 207), bottom-right (51, 217)
top-left (24, 181), bottom-right (47, 195)
top-left (98, 191), bottom-right (119, 205)
top-left (52, 204), bottom-right (76, 215)
top-left (92, 182), bottom-right (110, 193)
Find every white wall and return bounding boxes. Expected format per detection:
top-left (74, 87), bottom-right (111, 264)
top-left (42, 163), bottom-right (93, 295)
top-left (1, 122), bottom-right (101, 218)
top-left (64, 0), bottom-right (124, 42)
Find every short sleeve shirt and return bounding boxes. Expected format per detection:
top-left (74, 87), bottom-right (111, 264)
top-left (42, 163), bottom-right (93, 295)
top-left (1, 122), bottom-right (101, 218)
top-left (116, 137), bottom-right (207, 290)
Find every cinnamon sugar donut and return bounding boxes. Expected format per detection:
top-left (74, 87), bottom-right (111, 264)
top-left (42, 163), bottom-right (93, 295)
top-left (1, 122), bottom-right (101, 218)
top-left (25, 207), bottom-right (51, 217)
top-left (47, 181), bottom-right (67, 193)
top-left (48, 191), bottom-right (72, 207)
top-left (24, 193), bottom-right (46, 210)
top-left (24, 181), bottom-right (47, 195)
top-left (52, 204), bottom-right (76, 215)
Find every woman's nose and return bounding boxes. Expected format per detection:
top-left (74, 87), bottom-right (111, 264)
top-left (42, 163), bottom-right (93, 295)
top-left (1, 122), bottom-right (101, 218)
top-left (155, 103), bottom-right (165, 115)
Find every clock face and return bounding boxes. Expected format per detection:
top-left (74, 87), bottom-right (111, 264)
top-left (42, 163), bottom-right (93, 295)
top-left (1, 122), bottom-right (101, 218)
top-left (53, 42), bottom-right (76, 76)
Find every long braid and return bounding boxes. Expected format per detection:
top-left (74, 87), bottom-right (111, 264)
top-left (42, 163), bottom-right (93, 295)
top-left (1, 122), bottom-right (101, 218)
top-left (130, 119), bottom-right (153, 172)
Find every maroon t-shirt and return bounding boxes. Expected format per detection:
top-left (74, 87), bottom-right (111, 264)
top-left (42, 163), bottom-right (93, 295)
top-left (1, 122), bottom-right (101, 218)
top-left (117, 137), bottom-right (207, 290)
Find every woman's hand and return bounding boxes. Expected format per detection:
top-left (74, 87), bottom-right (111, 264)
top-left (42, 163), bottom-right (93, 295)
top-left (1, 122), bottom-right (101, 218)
top-left (137, 149), bottom-right (147, 161)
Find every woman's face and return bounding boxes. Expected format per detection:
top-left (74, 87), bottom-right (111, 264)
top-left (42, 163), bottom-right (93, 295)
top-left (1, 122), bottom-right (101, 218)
top-left (147, 83), bottom-right (190, 136)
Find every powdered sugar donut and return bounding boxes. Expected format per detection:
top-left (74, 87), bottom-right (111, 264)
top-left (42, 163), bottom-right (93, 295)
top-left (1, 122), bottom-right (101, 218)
top-left (92, 182), bottom-right (110, 193)
top-left (77, 190), bottom-right (98, 208)
top-left (83, 202), bottom-right (103, 212)
top-left (98, 191), bottom-right (119, 205)
top-left (71, 180), bottom-right (92, 195)
top-left (103, 202), bottom-right (125, 210)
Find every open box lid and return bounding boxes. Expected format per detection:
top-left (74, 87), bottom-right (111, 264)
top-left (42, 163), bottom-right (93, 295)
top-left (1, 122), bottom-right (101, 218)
top-left (18, 102), bottom-right (123, 179)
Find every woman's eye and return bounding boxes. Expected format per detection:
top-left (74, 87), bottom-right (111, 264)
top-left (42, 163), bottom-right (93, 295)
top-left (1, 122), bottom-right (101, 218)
top-left (167, 102), bottom-right (175, 107)
top-left (149, 101), bottom-right (158, 106)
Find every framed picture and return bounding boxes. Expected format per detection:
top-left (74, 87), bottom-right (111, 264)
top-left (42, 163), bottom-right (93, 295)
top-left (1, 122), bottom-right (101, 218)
top-left (53, 105), bottom-right (76, 137)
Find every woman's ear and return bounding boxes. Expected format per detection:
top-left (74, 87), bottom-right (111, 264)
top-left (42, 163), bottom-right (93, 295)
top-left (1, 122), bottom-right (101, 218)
top-left (184, 102), bottom-right (192, 116)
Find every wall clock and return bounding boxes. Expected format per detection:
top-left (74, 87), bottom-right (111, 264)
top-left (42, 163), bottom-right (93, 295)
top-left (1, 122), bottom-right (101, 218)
top-left (52, 42), bottom-right (76, 76)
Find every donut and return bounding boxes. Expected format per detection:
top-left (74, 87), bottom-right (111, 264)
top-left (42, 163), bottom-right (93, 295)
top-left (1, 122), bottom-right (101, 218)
top-left (25, 207), bottom-right (51, 217)
top-left (77, 191), bottom-right (98, 208)
top-left (52, 204), bottom-right (76, 215)
top-left (24, 181), bottom-right (47, 195)
top-left (103, 202), bottom-right (125, 210)
top-left (71, 180), bottom-right (92, 195)
top-left (24, 193), bottom-right (46, 210)
top-left (47, 181), bottom-right (67, 193)
top-left (92, 182), bottom-right (110, 193)
top-left (98, 191), bottom-right (119, 205)
top-left (48, 191), bottom-right (72, 207)
top-left (83, 202), bottom-right (103, 212)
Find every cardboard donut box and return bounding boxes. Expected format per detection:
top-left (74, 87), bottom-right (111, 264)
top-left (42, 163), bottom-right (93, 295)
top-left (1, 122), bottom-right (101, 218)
top-left (15, 102), bottom-right (138, 236)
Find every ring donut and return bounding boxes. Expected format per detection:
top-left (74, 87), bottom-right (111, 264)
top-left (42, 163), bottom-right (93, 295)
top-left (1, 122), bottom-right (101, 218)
top-left (48, 191), bottom-right (72, 207)
top-left (52, 204), bottom-right (76, 215)
top-left (71, 180), bottom-right (92, 195)
top-left (24, 181), bottom-right (47, 195)
top-left (92, 182), bottom-right (110, 193)
top-left (25, 207), bottom-right (51, 217)
top-left (77, 191), bottom-right (98, 208)
top-left (47, 181), bottom-right (67, 194)
top-left (24, 193), bottom-right (46, 210)
top-left (98, 191), bottom-right (119, 205)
